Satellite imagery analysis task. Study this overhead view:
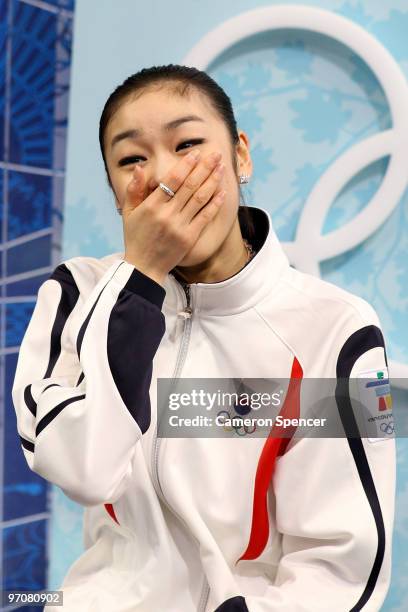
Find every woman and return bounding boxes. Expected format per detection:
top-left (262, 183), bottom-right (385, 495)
top-left (12, 65), bottom-right (395, 611)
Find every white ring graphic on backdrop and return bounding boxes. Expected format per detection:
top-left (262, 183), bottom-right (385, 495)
top-left (182, 4), bottom-right (408, 386)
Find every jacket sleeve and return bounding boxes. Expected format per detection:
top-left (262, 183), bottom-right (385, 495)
top-left (244, 303), bottom-right (396, 612)
top-left (11, 258), bottom-right (166, 507)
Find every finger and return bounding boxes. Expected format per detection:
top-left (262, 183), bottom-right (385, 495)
top-left (122, 166), bottom-right (145, 215)
top-left (154, 148), bottom-right (202, 204)
top-left (172, 151), bottom-right (222, 213)
top-left (188, 189), bottom-right (226, 236)
top-left (181, 162), bottom-right (225, 222)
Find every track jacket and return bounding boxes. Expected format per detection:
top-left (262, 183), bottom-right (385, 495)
top-left (12, 206), bottom-right (396, 612)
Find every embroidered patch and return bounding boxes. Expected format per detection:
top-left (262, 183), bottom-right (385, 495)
top-left (357, 368), bottom-right (394, 443)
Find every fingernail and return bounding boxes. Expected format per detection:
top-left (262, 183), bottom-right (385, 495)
top-left (215, 190), bottom-right (226, 203)
top-left (214, 163), bottom-right (225, 177)
top-left (188, 149), bottom-right (201, 161)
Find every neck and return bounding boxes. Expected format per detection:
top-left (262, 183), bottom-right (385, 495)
top-left (173, 216), bottom-right (249, 285)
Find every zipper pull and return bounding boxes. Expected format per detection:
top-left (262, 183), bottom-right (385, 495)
top-left (177, 306), bottom-right (192, 319)
top-left (178, 282), bottom-right (192, 318)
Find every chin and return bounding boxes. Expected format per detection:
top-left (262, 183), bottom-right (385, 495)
top-left (177, 243), bottom-right (216, 268)
top-left (177, 211), bottom-right (233, 269)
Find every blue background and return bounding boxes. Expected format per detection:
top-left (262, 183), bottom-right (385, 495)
top-left (0, 0), bottom-right (74, 609)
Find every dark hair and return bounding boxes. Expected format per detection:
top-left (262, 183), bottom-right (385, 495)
top-left (99, 64), bottom-right (255, 239)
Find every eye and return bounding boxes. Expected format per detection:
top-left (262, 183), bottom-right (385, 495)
top-left (118, 155), bottom-right (145, 167)
top-left (176, 138), bottom-right (205, 151)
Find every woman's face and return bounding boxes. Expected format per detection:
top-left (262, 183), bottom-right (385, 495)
top-left (103, 84), bottom-right (252, 268)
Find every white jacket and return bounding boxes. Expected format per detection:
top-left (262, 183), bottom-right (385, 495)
top-left (12, 206), bottom-right (396, 612)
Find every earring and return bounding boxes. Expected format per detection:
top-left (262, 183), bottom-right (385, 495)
top-left (239, 174), bottom-right (250, 184)
top-left (116, 208), bottom-right (123, 216)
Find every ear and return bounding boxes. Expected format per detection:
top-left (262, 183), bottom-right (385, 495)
top-left (235, 130), bottom-right (253, 178)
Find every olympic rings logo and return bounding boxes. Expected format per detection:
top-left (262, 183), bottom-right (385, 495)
top-left (380, 421), bottom-right (395, 436)
top-left (217, 409), bottom-right (257, 437)
top-left (183, 5), bottom-right (408, 389)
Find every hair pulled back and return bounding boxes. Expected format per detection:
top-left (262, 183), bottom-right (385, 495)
top-left (99, 64), bottom-right (254, 238)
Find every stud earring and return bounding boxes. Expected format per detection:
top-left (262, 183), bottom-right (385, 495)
top-left (116, 208), bottom-right (123, 216)
top-left (239, 174), bottom-right (250, 184)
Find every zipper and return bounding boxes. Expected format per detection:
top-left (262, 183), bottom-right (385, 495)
top-left (177, 282), bottom-right (193, 320)
top-left (198, 579), bottom-right (210, 612)
top-left (152, 280), bottom-right (192, 500)
top-left (151, 279), bottom-right (210, 612)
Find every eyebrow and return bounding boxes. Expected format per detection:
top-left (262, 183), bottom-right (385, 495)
top-left (110, 114), bottom-right (205, 149)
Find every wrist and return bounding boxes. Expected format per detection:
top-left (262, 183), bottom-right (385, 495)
top-left (123, 256), bottom-right (166, 287)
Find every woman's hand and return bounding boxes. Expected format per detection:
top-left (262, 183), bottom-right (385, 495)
top-left (121, 150), bottom-right (226, 286)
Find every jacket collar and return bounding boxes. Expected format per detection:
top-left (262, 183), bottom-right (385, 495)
top-left (163, 206), bottom-right (290, 316)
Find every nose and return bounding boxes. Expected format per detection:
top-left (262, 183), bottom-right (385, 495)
top-left (145, 151), bottom-right (176, 195)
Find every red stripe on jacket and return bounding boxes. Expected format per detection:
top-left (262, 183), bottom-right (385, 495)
top-left (237, 357), bottom-right (303, 562)
top-left (105, 503), bottom-right (120, 524)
